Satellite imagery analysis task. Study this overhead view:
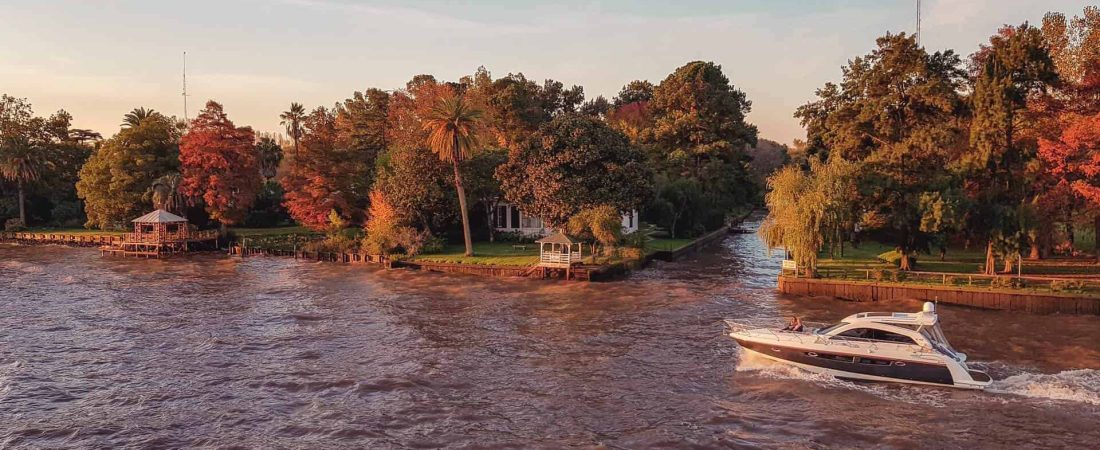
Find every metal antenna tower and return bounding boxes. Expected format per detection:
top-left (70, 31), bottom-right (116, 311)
top-left (916, 0), bottom-right (922, 45)
top-left (182, 51), bottom-right (189, 120)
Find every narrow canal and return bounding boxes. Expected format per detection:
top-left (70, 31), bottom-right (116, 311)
top-left (2, 221), bottom-right (1098, 448)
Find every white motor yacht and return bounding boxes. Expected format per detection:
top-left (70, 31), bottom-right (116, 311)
top-left (726, 302), bottom-right (992, 389)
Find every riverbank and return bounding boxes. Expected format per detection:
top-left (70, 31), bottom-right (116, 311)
top-left (3, 222), bottom-right (737, 282)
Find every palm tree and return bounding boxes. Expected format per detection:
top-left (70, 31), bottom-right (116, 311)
top-left (148, 173), bottom-right (186, 217)
top-left (280, 103), bottom-right (306, 162)
top-left (0, 148), bottom-right (45, 226)
top-left (122, 107), bottom-right (158, 128)
top-left (423, 94), bottom-right (483, 257)
top-left (256, 137), bottom-right (283, 181)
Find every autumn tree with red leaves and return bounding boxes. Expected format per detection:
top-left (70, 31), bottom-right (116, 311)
top-left (179, 101), bottom-right (262, 230)
top-left (1039, 113), bottom-right (1100, 262)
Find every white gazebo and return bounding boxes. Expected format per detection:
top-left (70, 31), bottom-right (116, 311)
top-left (537, 231), bottom-right (583, 268)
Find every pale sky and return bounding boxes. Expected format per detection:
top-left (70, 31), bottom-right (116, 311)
top-left (0, 0), bottom-right (1092, 145)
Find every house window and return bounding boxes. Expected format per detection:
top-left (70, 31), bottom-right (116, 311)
top-left (510, 207), bottom-right (520, 229)
top-left (628, 212), bottom-right (634, 228)
top-left (520, 213), bottom-right (542, 229)
top-left (496, 205), bottom-right (509, 228)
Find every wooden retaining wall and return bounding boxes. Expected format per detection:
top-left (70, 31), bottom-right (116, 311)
top-left (1, 231), bottom-right (125, 247)
top-left (393, 260), bottom-right (532, 277)
top-left (778, 276), bottom-right (1100, 315)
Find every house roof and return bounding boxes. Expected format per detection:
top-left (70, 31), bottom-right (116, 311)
top-left (536, 231), bottom-right (581, 245)
top-left (132, 209), bottom-right (188, 223)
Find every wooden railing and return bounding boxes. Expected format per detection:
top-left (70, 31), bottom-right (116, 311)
top-left (0, 231), bottom-right (124, 246)
top-left (540, 251), bottom-right (581, 266)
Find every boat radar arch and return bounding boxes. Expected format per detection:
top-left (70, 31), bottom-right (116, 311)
top-left (923, 302), bottom-right (935, 313)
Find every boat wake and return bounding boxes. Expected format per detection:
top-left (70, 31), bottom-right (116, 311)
top-left (988, 369), bottom-right (1100, 406)
top-left (736, 349), bottom-right (1100, 407)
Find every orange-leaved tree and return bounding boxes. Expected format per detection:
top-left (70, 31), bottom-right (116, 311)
top-left (422, 93), bottom-right (483, 256)
top-left (1039, 112), bottom-right (1100, 262)
top-left (179, 100), bottom-right (261, 231)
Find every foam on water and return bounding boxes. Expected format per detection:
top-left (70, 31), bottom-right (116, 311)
top-left (989, 369), bottom-right (1100, 406)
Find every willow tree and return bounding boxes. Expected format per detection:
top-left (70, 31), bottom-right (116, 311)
top-left (423, 94), bottom-right (483, 257)
top-left (759, 158), bottom-right (860, 276)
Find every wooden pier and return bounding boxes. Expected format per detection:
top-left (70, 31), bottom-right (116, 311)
top-left (0, 231), bottom-right (125, 247)
top-left (99, 209), bottom-right (220, 258)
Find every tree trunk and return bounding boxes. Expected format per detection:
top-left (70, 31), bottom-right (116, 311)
top-left (984, 241), bottom-right (996, 275)
top-left (1095, 215), bottom-right (1100, 264)
top-left (486, 206), bottom-right (495, 243)
top-left (1003, 256), bottom-right (1014, 274)
top-left (899, 251), bottom-right (912, 271)
top-left (293, 135), bottom-right (300, 164)
top-left (17, 178), bottom-right (26, 225)
top-left (1028, 241), bottom-right (1041, 260)
top-left (452, 159), bottom-right (474, 257)
top-left (1067, 222), bottom-right (1075, 253)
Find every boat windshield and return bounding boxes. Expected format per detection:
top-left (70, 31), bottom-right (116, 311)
top-left (815, 322), bottom-right (847, 335)
top-left (920, 324), bottom-right (960, 357)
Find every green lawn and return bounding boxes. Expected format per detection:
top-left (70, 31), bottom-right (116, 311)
top-left (647, 238), bottom-right (695, 254)
top-left (411, 242), bottom-right (539, 266)
top-left (816, 240), bottom-right (1100, 277)
top-left (231, 226), bottom-right (318, 237)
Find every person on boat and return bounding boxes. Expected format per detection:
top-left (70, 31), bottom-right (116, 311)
top-left (783, 316), bottom-right (804, 332)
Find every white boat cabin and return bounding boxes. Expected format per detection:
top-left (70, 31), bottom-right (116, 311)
top-left (492, 203), bottom-right (639, 236)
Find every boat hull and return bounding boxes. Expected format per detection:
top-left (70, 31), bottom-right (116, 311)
top-left (735, 337), bottom-right (985, 389)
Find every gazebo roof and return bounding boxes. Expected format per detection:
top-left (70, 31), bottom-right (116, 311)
top-left (536, 231), bottom-right (581, 245)
top-left (132, 209), bottom-right (188, 223)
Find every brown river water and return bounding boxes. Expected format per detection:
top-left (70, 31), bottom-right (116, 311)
top-left (2, 220), bottom-right (1099, 449)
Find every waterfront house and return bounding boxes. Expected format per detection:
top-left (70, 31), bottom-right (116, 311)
top-left (492, 202), bottom-right (639, 236)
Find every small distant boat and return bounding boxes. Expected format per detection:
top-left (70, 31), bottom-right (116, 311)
top-left (726, 302), bottom-right (992, 390)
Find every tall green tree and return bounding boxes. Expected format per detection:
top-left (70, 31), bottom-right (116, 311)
top-left (967, 24), bottom-right (1058, 273)
top-left (461, 149), bottom-right (508, 242)
top-left (0, 95), bottom-right (88, 227)
top-left (795, 33), bottom-right (968, 270)
top-left (497, 114), bottom-right (653, 228)
top-left (644, 61), bottom-right (759, 230)
top-left (77, 110), bottom-right (181, 229)
top-left (422, 94), bottom-right (484, 256)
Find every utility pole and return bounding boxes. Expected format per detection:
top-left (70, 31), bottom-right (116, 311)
top-left (182, 51), bottom-right (189, 121)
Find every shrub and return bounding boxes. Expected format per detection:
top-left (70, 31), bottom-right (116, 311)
top-left (621, 230), bottom-right (649, 250)
top-left (4, 218), bottom-right (26, 232)
top-left (991, 276), bottom-right (1025, 289)
top-left (494, 231), bottom-right (536, 244)
top-left (870, 269), bottom-right (886, 281)
top-left (361, 190), bottom-right (433, 257)
top-left (1050, 279), bottom-right (1086, 292)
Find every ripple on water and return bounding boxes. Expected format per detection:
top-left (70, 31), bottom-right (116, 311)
top-left (1, 220), bottom-right (1099, 448)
